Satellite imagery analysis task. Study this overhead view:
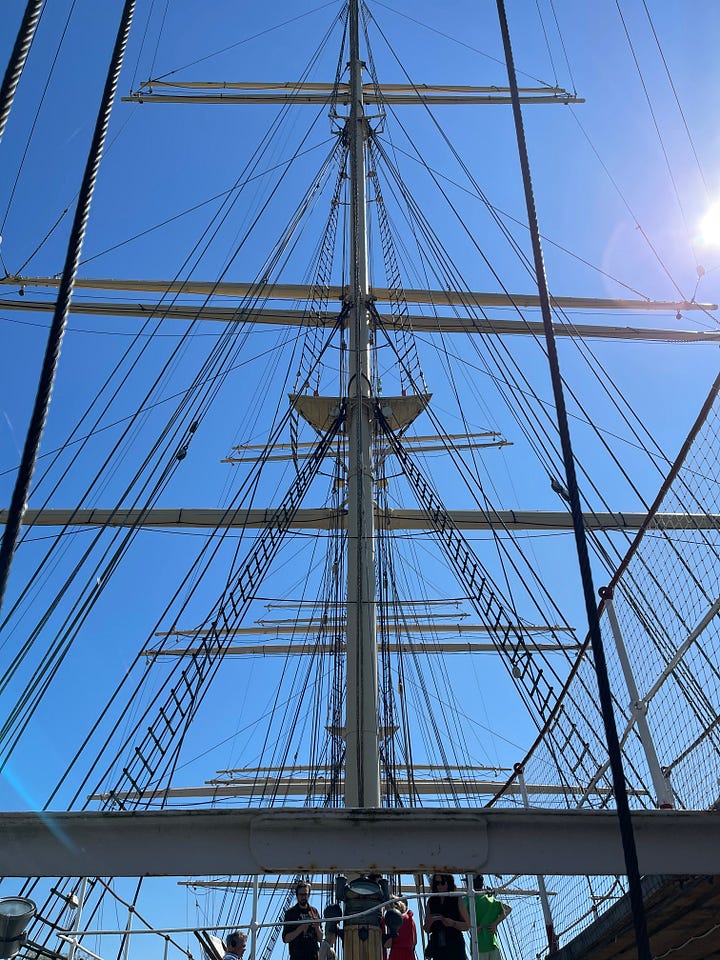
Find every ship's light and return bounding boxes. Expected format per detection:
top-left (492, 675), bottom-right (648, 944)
top-left (0, 898), bottom-right (36, 959)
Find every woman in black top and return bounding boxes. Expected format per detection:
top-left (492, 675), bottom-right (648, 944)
top-left (423, 875), bottom-right (470, 960)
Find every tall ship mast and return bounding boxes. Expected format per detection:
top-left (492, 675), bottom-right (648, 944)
top-left (1, 3), bottom-right (720, 960)
top-left (345, 0), bottom-right (380, 809)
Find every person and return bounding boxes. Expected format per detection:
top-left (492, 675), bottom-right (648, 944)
top-left (223, 932), bottom-right (247, 960)
top-left (465, 876), bottom-right (511, 960)
top-left (318, 925), bottom-right (337, 960)
top-left (423, 875), bottom-right (470, 960)
top-left (282, 881), bottom-right (322, 960)
top-left (383, 900), bottom-right (416, 960)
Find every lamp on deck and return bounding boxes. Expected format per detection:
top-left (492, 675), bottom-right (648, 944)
top-left (0, 898), bottom-right (36, 959)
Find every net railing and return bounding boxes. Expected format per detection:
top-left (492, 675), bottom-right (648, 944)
top-left (486, 374), bottom-right (720, 955)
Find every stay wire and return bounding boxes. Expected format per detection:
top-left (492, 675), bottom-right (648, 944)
top-left (367, 20), bottom-right (713, 470)
top-left (372, 186), bottom-right (527, 532)
top-left (2, 168), bottom-right (275, 626)
top-left (496, 1), bottom-right (651, 956)
top-left (384, 418), bottom-right (576, 715)
top-left (374, 109), bottom-right (668, 772)
top-left (370, 132), bottom-right (672, 541)
top-left (0, 149), bottom-right (343, 757)
top-left (128, 0), bottom-right (158, 93)
top-left (534, 0), bottom-right (558, 89)
top-left (0, 398), bottom-right (222, 757)
top-left (547, 0), bottom-right (576, 95)
top-left (20, 103), bottom-right (334, 632)
top-left (378, 541), bottom-right (468, 803)
top-left (13, 3), bottom-right (341, 274)
top-left (375, 312), bottom-right (579, 646)
top-left (146, 1), bottom-right (343, 83)
top-left (3, 48), bottom-right (336, 622)
top-left (568, 107), bottom-right (691, 307)
top-left (375, 135), bottom-right (651, 300)
top-left (640, 0), bottom-right (708, 195)
top-left (368, 0), bottom-right (574, 296)
top-left (365, 171), bottom-right (523, 610)
top-left (372, 11), bottom-right (640, 808)
top-left (419, 299), bottom-right (710, 607)
top-left (0, 135), bottom-right (340, 740)
top-left (11, 205), bottom-right (71, 275)
top-left (0, 0), bottom-right (138, 613)
top-left (1, 0), bottom-right (78, 233)
top-left (371, 137), bottom-right (567, 483)
top-left (376, 141), bottom-right (652, 524)
top-left (37, 318), bottom-right (345, 807)
top-left (417, 328), bottom-right (635, 587)
top-left (148, 0), bottom-right (169, 81)
top-left (367, 176), bottom-right (528, 608)
top-left (369, 0), bottom-right (557, 89)
top-left (0, 330), bottom-right (290, 628)
top-left (76, 139), bottom-right (333, 270)
top-left (9, 108), bottom-right (139, 275)
top-left (614, 0), bottom-right (698, 262)
top-left (0, 0), bottom-right (45, 145)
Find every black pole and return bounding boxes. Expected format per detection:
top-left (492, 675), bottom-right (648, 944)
top-left (494, 1), bottom-right (652, 957)
top-left (0, 0), bottom-right (137, 611)
top-left (0, 0), bottom-right (45, 144)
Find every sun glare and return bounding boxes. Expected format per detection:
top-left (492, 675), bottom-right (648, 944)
top-left (699, 200), bottom-right (720, 246)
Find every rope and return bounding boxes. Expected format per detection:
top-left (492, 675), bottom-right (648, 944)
top-left (495, 1), bottom-right (651, 956)
top-left (0, 0), bottom-right (137, 611)
top-left (1, 0), bottom-right (79, 238)
top-left (0, 0), bottom-right (45, 144)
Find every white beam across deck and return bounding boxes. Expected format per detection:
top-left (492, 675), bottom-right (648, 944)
top-left (2, 275), bottom-right (713, 312)
top-left (1, 808), bottom-right (717, 877)
top-left (3, 297), bottom-right (718, 341)
top-left (5, 508), bottom-right (719, 531)
top-left (178, 879), bottom-right (553, 897)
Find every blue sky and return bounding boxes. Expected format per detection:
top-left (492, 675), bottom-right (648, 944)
top-left (2, 0), bottom-right (719, 807)
top-left (1, 0), bottom-right (719, 786)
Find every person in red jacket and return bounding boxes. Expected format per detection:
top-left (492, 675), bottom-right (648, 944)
top-left (383, 900), bottom-right (417, 960)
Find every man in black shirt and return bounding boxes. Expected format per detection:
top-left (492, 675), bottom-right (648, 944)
top-left (282, 882), bottom-right (322, 960)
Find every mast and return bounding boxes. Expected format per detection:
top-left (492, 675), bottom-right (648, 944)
top-left (344, 0), bottom-right (380, 808)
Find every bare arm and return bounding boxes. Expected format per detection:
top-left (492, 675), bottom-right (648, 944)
top-left (487, 903), bottom-right (511, 936)
top-left (455, 899), bottom-right (471, 933)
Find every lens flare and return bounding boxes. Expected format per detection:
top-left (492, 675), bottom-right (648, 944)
top-left (699, 200), bottom-right (720, 246)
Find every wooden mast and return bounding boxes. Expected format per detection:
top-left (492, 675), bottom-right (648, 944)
top-left (344, 0), bottom-right (380, 809)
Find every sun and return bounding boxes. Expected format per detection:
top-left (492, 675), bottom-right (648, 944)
top-left (699, 200), bottom-right (720, 246)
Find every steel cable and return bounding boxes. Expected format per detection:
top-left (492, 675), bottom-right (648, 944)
top-left (0, 0), bottom-right (138, 610)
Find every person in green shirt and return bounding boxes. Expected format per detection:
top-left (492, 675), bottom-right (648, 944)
top-left (464, 876), bottom-right (511, 960)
